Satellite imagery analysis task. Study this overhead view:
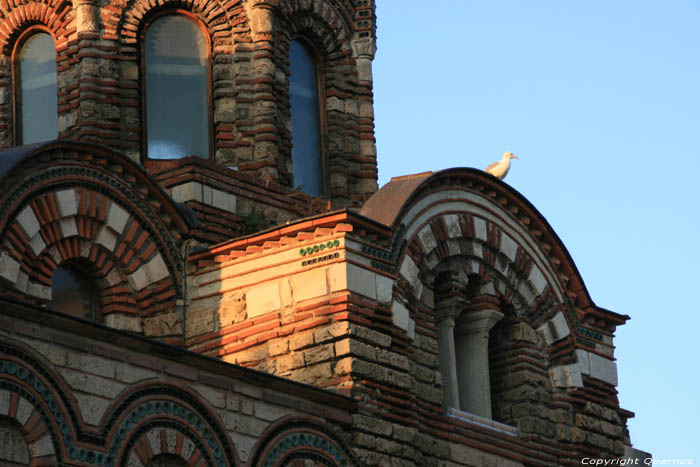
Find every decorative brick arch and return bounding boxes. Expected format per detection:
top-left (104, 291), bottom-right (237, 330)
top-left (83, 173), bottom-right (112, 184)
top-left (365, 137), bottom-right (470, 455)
top-left (278, 0), bottom-right (354, 52)
top-left (250, 416), bottom-right (356, 467)
top-left (0, 0), bottom-right (73, 54)
top-left (102, 0), bottom-right (234, 43)
top-left (360, 169), bottom-right (630, 347)
top-left (0, 141), bottom-right (192, 330)
top-left (360, 169), bottom-right (628, 407)
top-left (102, 382), bottom-right (239, 467)
top-left (0, 337), bottom-right (87, 465)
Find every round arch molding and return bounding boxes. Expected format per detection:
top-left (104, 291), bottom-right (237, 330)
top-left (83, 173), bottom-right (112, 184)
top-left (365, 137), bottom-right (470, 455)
top-left (250, 416), bottom-right (357, 467)
top-left (360, 168), bottom-right (628, 378)
top-left (0, 140), bottom-right (192, 332)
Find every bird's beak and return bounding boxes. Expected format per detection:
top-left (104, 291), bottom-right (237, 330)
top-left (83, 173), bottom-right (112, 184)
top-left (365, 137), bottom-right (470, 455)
top-left (512, 155), bottom-right (519, 159)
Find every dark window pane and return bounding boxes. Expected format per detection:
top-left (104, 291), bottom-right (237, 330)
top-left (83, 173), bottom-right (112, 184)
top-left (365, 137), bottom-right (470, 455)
top-left (289, 40), bottom-right (323, 196)
top-left (50, 265), bottom-right (99, 320)
top-left (148, 454), bottom-right (189, 466)
top-left (145, 15), bottom-right (209, 159)
top-left (19, 32), bottom-right (58, 144)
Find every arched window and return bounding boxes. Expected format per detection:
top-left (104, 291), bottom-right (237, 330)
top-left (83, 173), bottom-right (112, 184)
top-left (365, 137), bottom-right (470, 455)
top-left (144, 14), bottom-right (210, 159)
top-left (14, 30), bottom-right (58, 144)
top-left (50, 264), bottom-right (100, 321)
top-left (289, 39), bottom-right (324, 197)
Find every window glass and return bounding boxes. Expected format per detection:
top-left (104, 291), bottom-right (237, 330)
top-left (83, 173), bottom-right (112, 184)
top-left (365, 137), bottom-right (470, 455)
top-left (145, 15), bottom-right (209, 159)
top-left (289, 40), bottom-right (323, 196)
top-left (18, 32), bottom-right (58, 144)
top-left (50, 265), bottom-right (99, 320)
top-left (148, 454), bottom-right (188, 466)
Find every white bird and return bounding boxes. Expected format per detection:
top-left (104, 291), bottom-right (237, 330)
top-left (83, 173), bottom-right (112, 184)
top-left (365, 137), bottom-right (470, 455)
top-left (484, 151), bottom-right (519, 180)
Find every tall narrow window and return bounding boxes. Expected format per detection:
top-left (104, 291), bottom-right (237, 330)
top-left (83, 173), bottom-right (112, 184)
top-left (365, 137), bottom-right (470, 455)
top-left (16, 31), bottom-right (58, 144)
top-left (144, 14), bottom-right (209, 159)
top-left (289, 39), bottom-right (324, 197)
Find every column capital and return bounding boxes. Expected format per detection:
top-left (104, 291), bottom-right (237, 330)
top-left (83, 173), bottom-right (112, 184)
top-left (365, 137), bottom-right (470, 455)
top-left (454, 308), bottom-right (504, 337)
top-left (246, 0), bottom-right (280, 38)
top-left (435, 295), bottom-right (469, 323)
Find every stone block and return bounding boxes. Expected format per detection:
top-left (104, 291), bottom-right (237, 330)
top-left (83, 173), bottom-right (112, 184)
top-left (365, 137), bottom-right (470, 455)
top-left (0, 252), bottom-right (20, 284)
top-left (353, 326), bottom-right (391, 347)
top-left (353, 414), bottom-right (392, 436)
top-left (15, 271), bottom-right (28, 293)
top-left (328, 262), bottom-right (348, 293)
top-left (346, 263), bottom-right (376, 300)
top-left (103, 313), bottom-right (142, 333)
top-left (290, 332), bottom-right (313, 351)
top-left (27, 434), bottom-right (53, 457)
top-left (17, 206), bottom-right (40, 238)
top-left (376, 274), bottom-right (393, 304)
top-left (66, 353), bottom-right (114, 378)
top-left (187, 306), bottom-right (215, 337)
top-left (212, 188), bottom-right (237, 213)
top-left (254, 402), bottom-right (287, 422)
top-left (15, 396), bottom-right (33, 425)
top-left (59, 217), bottom-right (78, 238)
top-left (418, 224), bottom-right (437, 252)
top-left (247, 281), bottom-right (281, 317)
top-left (74, 392), bottom-right (110, 426)
top-left (115, 363), bottom-right (158, 384)
top-left (171, 182), bottom-right (203, 203)
top-left (144, 254), bottom-right (169, 283)
top-left (290, 268), bottom-right (328, 302)
top-left (58, 368), bottom-right (126, 398)
top-left (549, 364), bottom-right (583, 388)
top-left (28, 234), bottom-right (45, 256)
top-left (392, 300), bottom-right (412, 334)
top-left (56, 190), bottom-right (78, 217)
top-left (528, 266), bottom-right (547, 295)
top-left (0, 389), bottom-right (9, 415)
top-left (442, 214), bottom-right (461, 239)
top-left (26, 281), bottom-right (51, 300)
top-left (303, 343), bottom-right (334, 365)
top-left (95, 226), bottom-right (118, 251)
top-left (473, 217), bottom-right (488, 242)
top-left (399, 255), bottom-right (419, 288)
top-left (127, 266), bottom-right (149, 291)
top-left (500, 233), bottom-right (518, 261)
top-left (143, 311), bottom-right (182, 337)
top-left (537, 311), bottom-right (570, 345)
top-left (106, 203), bottom-right (129, 234)
top-left (592, 357), bottom-right (618, 385)
top-left (146, 429), bottom-right (161, 455)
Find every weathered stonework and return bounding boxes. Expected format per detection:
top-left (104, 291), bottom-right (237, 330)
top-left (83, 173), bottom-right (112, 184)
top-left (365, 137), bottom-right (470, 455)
top-left (0, 0), bottom-right (650, 465)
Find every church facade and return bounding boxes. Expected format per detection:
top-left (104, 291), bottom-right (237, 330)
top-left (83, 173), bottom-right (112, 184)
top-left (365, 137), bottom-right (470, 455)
top-left (0, 0), bottom-right (647, 465)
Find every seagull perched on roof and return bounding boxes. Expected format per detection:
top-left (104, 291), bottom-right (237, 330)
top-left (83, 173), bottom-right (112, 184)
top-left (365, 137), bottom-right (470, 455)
top-left (484, 151), bottom-right (519, 180)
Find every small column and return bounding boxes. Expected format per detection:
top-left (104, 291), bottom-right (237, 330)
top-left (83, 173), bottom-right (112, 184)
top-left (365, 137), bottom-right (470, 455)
top-left (74, 0), bottom-right (99, 35)
top-left (435, 295), bottom-right (467, 410)
top-left (454, 304), bottom-right (503, 418)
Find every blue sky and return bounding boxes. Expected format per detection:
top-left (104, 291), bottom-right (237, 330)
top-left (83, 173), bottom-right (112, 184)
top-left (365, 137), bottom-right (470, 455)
top-left (373, 1), bottom-right (699, 460)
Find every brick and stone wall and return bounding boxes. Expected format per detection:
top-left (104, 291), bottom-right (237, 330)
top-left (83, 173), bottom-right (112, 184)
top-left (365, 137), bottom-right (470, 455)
top-left (0, 0), bottom-right (378, 208)
top-left (0, 297), bottom-right (356, 466)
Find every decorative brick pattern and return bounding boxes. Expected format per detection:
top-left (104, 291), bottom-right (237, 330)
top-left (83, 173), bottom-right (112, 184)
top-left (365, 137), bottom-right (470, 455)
top-left (0, 142), bottom-right (190, 334)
